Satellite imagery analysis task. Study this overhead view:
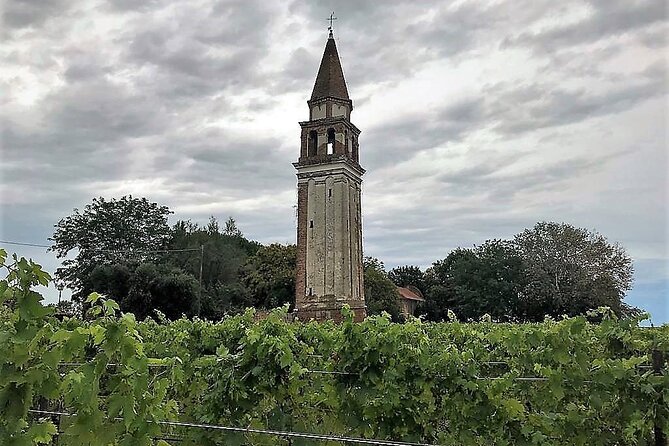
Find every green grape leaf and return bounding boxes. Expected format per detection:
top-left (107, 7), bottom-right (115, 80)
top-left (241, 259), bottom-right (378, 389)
top-left (27, 421), bottom-right (57, 444)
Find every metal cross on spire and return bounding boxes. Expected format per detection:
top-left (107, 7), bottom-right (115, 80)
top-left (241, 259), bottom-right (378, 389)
top-left (327, 12), bottom-right (337, 38)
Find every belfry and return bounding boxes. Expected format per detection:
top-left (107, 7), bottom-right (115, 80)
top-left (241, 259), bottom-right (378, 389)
top-left (293, 28), bottom-right (366, 322)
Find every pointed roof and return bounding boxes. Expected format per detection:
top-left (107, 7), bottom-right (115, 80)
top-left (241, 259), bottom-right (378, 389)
top-left (310, 34), bottom-right (350, 101)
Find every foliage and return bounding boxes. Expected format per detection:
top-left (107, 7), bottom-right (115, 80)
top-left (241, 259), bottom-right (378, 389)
top-left (514, 221), bottom-right (636, 320)
top-left (50, 196), bottom-right (172, 301)
top-left (223, 217), bottom-right (243, 237)
top-left (417, 223), bottom-right (637, 322)
top-left (138, 307), bottom-right (668, 446)
top-left (0, 249), bottom-right (177, 445)
top-left (388, 265), bottom-right (427, 293)
top-left (364, 257), bottom-right (401, 320)
top-left (50, 299), bottom-right (80, 319)
top-left (240, 243), bottom-right (296, 310)
top-left (363, 256), bottom-right (385, 273)
top-left (199, 283), bottom-right (251, 321)
top-left (87, 261), bottom-right (200, 320)
top-left (421, 240), bottom-right (525, 322)
top-left (166, 217), bottom-right (261, 319)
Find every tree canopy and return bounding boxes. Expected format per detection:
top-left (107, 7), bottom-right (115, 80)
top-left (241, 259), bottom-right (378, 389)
top-left (388, 265), bottom-right (427, 294)
top-left (420, 240), bottom-right (525, 322)
top-left (363, 257), bottom-right (401, 320)
top-left (514, 221), bottom-right (635, 319)
top-left (50, 196), bottom-right (172, 300)
top-left (240, 243), bottom-right (296, 310)
top-left (161, 217), bottom-right (261, 319)
top-left (86, 261), bottom-right (199, 320)
top-left (414, 222), bottom-right (637, 322)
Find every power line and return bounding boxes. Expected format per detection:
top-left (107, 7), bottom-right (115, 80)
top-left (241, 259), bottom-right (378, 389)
top-left (92, 248), bottom-right (201, 253)
top-left (0, 240), bottom-right (50, 248)
top-left (2, 240), bottom-right (204, 297)
top-left (28, 410), bottom-right (439, 446)
top-left (0, 240), bottom-right (200, 254)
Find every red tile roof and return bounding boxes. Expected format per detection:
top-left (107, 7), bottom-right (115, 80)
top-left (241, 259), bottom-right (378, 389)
top-left (397, 286), bottom-right (424, 302)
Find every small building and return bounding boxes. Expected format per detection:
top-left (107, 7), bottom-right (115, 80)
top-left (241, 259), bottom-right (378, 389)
top-left (396, 286), bottom-right (425, 318)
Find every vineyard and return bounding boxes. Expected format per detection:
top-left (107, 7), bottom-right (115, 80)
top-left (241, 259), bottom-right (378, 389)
top-left (1, 250), bottom-right (668, 445)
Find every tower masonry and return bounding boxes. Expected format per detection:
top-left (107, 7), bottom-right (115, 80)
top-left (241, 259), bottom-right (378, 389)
top-left (293, 30), bottom-right (366, 322)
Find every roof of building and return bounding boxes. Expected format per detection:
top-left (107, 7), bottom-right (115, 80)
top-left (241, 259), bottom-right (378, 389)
top-left (397, 286), bottom-right (425, 302)
top-left (311, 34), bottom-right (350, 101)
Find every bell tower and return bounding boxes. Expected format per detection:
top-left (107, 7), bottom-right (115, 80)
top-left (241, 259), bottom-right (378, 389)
top-left (293, 29), bottom-right (366, 322)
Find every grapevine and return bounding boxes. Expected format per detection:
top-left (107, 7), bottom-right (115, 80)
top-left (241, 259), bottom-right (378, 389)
top-left (1, 250), bottom-right (667, 445)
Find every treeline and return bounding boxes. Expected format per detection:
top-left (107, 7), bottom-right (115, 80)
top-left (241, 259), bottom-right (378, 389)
top-left (50, 196), bottom-right (296, 320)
top-left (49, 196), bottom-right (637, 322)
top-left (386, 221), bottom-right (637, 322)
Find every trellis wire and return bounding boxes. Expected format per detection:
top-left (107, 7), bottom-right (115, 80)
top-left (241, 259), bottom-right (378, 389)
top-left (28, 410), bottom-right (439, 446)
top-left (55, 362), bottom-right (650, 383)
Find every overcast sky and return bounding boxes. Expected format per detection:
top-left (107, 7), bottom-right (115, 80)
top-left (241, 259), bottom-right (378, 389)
top-left (1, 0), bottom-right (667, 322)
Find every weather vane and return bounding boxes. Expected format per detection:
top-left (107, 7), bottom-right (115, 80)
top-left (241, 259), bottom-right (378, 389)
top-left (327, 12), bottom-right (337, 37)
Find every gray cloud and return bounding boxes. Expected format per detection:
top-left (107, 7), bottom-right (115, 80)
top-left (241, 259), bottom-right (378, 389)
top-left (0, 0), bottom-right (666, 319)
top-left (488, 62), bottom-right (665, 134)
top-left (2, 0), bottom-right (72, 30)
top-left (503, 0), bottom-right (666, 53)
top-left (120, 2), bottom-right (276, 99)
top-left (362, 98), bottom-right (488, 168)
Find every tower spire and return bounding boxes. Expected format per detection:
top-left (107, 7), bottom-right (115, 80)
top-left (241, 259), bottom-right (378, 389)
top-left (311, 20), bottom-right (349, 102)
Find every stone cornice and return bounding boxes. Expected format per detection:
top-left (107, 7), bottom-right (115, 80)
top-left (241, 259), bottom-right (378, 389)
top-left (293, 158), bottom-right (365, 182)
top-left (307, 96), bottom-right (353, 110)
top-left (299, 117), bottom-right (361, 135)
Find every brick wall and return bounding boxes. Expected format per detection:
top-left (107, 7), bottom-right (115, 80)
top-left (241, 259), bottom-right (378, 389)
top-left (295, 182), bottom-right (308, 308)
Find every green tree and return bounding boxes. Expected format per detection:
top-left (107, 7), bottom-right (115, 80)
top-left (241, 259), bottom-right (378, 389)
top-left (167, 217), bottom-right (260, 290)
top-left (421, 240), bottom-right (525, 322)
top-left (388, 265), bottom-right (426, 293)
top-left (223, 216), bottom-right (243, 237)
top-left (50, 196), bottom-right (172, 300)
top-left (514, 221), bottom-right (636, 320)
top-left (363, 256), bottom-right (385, 272)
top-left (200, 283), bottom-right (251, 320)
top-left (86, 261), bottom-right (199, 320)
top-left (166, 217), bottom-right (260, 319)
top-left (363, 257), bottom-right (401, 320)
top-left (50, 299), bottom-right (79, 319)
top-left (206, 215), bottom-right (220, 234)
top-left (240, 244), bottom-right (297, 310)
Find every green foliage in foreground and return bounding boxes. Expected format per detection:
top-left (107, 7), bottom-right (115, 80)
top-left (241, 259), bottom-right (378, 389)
top-left (0, 249), bottom-right (177, 445)
top-left (1, 250), bottom-right (668, 445)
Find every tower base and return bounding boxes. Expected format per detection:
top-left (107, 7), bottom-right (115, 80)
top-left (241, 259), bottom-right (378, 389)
top-left (293, 295), bottom-right (366, 322)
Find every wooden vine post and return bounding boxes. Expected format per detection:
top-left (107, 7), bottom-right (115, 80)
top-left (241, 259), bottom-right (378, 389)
top-left (653, 348), bottom-right (666, 446)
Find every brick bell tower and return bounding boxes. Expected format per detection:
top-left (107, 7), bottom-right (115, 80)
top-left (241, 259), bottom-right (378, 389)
top-left (293, 28), bottom-right (366, 322)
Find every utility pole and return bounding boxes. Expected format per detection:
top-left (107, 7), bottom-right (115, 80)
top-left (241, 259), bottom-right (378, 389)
top-left (198, 245), bottom-right (204, 315)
